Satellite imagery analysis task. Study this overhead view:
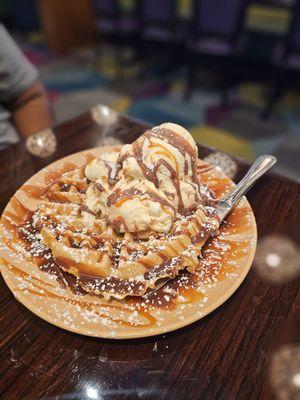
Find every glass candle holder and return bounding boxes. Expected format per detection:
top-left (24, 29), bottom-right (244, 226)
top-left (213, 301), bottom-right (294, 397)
top-left (26, 129), bottom-right (57, 158)
top-left (203, 152), bottom-right (237, 179)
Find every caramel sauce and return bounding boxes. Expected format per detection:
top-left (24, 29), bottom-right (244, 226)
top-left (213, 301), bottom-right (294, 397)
top-left (1, 261), bottom-right (55, 287)
top-left (148, 142), bottom-right (179, 175)
top-left (84, 153), bottom-right (96, 163)
top-left (55, 256), bottom-right (75, 271)
top-left (45, 191), bottom-right (73, 204)
top-left (196, 163), bottom-right (213, 175)
top-left (23, 285), bottom-right (156, 327)
top-left (217, 263), bottom-right (236, 281)
top-left (226, 206), bottom-right (251, 228)
top-left (108, 187), bottom-right (174, 212)
top-left (0, 144), bottom-right (255, 332)
top-left (9, 197), bottom-right (29, 220)
top-left (44, 162), bottom-right (77, 185)
top-left (2, 256), bottom-right (156, 328)
top-left (109, 216), bottom-right (128, 233)
top-left (2, 235), bottom-right (21, 254)
top-left (2, 212), bottom-right (23, 233)
top-left (209, 180), bottom-right (232, 199)
top-left (22, 185), bottom-right (46, 199)
top-left (114, 197), bottom-right (131, 208)
top-left (146, 128), bottom-right (197, 167)
top-left (176, 287), bottom-right (203, 304)
top-left (1, 198), bottom-right (31, 239)
top-left (117, 128), bottom-right (201, 215)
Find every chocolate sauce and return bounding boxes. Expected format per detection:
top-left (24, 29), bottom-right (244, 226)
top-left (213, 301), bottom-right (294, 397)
top-left (117, 127), bottom-right (203, 215)
top-left (78, 274), bottom-right (146, 297)
top-left (95, 182), bottom-right (105, 192)
top-left (146, 128), bottom-right (197, 165)
top-left (108, 216), bottom-right (128, 233)
top-left (104, 160), bottom-right (121, 186)
top-left (1, 141), bottom-right (232, 315)
top-left (107, 187), bottom-right (175, 211)
top-left (79, 205), bottom-right (97, 216)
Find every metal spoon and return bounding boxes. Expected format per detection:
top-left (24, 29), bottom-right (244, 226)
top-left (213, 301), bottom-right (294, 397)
top-left (144, 155), bottom-right (277, 297)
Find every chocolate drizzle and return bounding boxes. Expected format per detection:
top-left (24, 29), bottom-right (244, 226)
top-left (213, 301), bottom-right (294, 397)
top-left (147, 128), bottom-right (197, 166)
top-left (79, 205), bottom-right (97, 216)
top-left (107, 187), bottom-right (175, 211)
top-left (104, 160), bottom-right (121, 185)
top-left (1, 132), bottom-right (222, 307)
top-left (95, 182), bottom-right (105, 192)
top-left (117, 127), bottom-right (201, 215)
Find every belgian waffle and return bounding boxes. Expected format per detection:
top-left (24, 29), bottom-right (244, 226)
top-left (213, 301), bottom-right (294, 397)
top-left (17, 124), bottom-right (220, 300)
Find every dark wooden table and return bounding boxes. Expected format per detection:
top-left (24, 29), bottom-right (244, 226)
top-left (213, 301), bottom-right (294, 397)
top-left (0, 106), bottom-right (299, 400)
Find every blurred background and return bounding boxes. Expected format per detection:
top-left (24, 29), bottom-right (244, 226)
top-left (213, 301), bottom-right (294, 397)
top-left (1, 0), bottom-right (300, 179)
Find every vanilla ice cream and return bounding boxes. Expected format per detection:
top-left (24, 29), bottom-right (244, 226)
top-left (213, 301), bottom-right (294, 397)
top-left (107, 180), bottom-right (175, 233)
top-left (83, 123), bottom-right (203, 233)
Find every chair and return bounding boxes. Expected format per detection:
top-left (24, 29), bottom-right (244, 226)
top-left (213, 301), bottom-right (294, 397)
top-left (261, 1), bottom-right (300, 118)
top-left (91, 0), bottom-right (140, 77)
top-left (184, 0), bottom-right (250, 101)
top-left (140, 0), bottom-right (182, 43)
top-left (93, 0), bottom-right (139, 39)
top-left (138, 0), bottom-right (186, 75)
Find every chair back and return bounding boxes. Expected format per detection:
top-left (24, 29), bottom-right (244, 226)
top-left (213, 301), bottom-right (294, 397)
top-left (92, 0), bottom-right (119, 17)
top-left (192, 0), bottom-right (249, 40)
top-left (287, 1), bottom-right (300, 52)
top-left (140, 0), bottom-right (176, 25)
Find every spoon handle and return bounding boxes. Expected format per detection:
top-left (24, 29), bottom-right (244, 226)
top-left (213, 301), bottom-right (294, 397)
top-left (224, 155), bottom-right (276, 205)
top-left (216, 155), bottom-right (277, 221)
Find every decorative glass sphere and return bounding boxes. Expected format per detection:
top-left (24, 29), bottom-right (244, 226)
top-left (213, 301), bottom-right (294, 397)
top-left (91, 105), bottom-right (118, 126)
top-left (203, 152), bottom-right (237, 179)
top-left (26, 129), bottom-right (57, 158)
top-left (254, 234), bottom-right (300, 284)
top-left (270, 345), bottom-right (300, 400)
top-left (97, 136), bottom-right (123, 147)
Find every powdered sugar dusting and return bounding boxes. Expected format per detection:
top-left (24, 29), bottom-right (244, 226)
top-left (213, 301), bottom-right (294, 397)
top-left (0, 152), bottom-right (257, 336)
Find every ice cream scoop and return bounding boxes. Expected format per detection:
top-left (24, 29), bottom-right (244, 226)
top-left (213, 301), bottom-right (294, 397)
top-left (107, 181), bottom-right (175, 233)
top-left (83, 123), bottom-right (203, 233)
top-left (85, 151), bottom-right (121, 186)
top-left (119, 122), bottom-right (198, 182)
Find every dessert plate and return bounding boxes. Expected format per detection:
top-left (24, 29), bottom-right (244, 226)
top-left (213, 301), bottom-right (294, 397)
top-left (0, 146), bottom-right (257, 339)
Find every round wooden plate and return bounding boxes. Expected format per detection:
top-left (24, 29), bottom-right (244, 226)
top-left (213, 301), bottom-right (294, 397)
top-left (0, 147), bottom-right (257, 339)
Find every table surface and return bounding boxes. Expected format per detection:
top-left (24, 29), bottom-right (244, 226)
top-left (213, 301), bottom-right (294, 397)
top-left (0, 106), bottom-right (299, 400)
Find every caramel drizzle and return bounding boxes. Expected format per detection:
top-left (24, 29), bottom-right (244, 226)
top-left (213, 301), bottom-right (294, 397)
top-left (22, 185), bottom-right (46, 199)
top-left (107, 187), bottom-right (175, 211)
top-left (44, 162), bottom-right (78, 185)
top-left (146, 128), bottom-right (196, 167)
top-left (117, 127), bottom-right (201, 215)
top-left (0, 150), bottom-right (253, 318)
top-left (1, 260), bottom-right (54, 288)
top-left (8, 267), bottom-right (156, 327)
top-left (147, 127), bottom-right (200, 183)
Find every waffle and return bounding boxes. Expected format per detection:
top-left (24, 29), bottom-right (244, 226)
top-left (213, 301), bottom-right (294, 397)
top-left (18, 124), bottom-right (220, 300)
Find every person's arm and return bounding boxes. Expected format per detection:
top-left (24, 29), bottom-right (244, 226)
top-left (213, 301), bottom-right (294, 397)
top-left (0, 24), bottom-right (54, 139)
top-left (8, 80), bottom-right (53, 138)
